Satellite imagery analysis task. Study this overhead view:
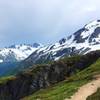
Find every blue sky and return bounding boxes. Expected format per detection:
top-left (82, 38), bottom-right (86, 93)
top-left (0, 0), bottom-right (100, 47)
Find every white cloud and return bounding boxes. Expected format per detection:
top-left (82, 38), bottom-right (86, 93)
top-left (0, 0), bottom-right (99, 47)
top-left (86, 7), bottom-right (97, 12)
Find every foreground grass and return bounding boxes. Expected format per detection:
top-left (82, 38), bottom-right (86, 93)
top-left (22, 58), bottom-right (100, 100)
top-left (87, 88), bottom-right (100, 100)
top-left (23, 79), bottom-right (88, 100)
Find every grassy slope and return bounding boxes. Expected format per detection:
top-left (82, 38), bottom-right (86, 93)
top-left (22, 58), bottom-right (100, 100)
top-left (87, 88), bottom-right (100, 100)
top-left (0, 76), bottom-right (15, 84)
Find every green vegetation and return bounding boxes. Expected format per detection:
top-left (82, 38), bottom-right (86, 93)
top-left (21, 64), bottom-right (50, 76)
top-left (87, 88), bottom-right (100, 100)
top-left (22, 79), bottom-right (88, 100)
top-left (0, 76), bottom-right (15, 84)
top-left (61, 55), bottom-right (81, 63)
top-left (70, 58), bottom-right (100, 81)
top-left (22, 58), bottom-right (100, 100)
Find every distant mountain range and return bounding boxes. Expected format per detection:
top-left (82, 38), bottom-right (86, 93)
top-left (0, 43), bottom-right (42, 63)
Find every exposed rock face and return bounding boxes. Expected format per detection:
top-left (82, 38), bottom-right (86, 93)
top-left (73, 28), bottom-right (88, 43)
top-left (0, 51), bottom-right (100, 100)
top-left (59, 38), bottom-right (66, 44)
top-left (0, 75), bottom-right (33, 100)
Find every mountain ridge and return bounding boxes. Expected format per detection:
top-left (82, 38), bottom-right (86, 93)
top-left (22, 20), bottom-right (100, 67)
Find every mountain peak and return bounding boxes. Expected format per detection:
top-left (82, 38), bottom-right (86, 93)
top-left (68, 20), bottom-right (100, 45)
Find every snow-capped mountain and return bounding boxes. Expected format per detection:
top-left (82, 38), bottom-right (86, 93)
top-left (1, 20), bottom-right (100, 65)
top-left (0, 43), bottom-right (42, 63)
top-left (23, 20), bottom-right (100, 65)
top-left (67, 20), bottom-right (100, 50)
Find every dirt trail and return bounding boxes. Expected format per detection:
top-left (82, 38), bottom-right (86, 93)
top-left (65, 75), bottom-right (100, 100)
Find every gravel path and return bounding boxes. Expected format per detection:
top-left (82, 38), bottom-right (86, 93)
top-left (65, 75), bottom-right (100, 100)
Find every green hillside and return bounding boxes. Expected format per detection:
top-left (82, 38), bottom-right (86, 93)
top-left (22, 58), bottom-right (100, 100)
top-left (0, 51), bottom-right (100, 100)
